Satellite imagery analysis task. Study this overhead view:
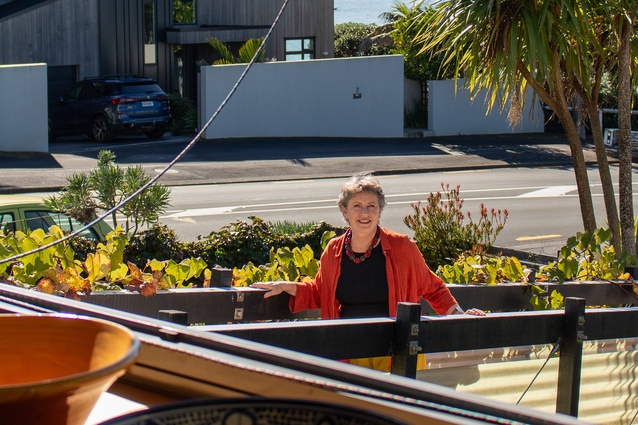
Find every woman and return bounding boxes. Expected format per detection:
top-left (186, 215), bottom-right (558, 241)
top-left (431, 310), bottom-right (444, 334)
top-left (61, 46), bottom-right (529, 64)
top-left (251, 173), bottom-right (483, 371)
top-left (251, 173), bottom-right (484, 319)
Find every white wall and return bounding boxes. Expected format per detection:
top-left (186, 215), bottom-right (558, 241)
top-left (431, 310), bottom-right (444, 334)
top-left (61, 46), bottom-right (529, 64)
top-left (428, 79), bottom-right (544, 136)
top-left (0, 63), bottom-right (49, 152)
top-left (200, 55), bottom-right (404, 139)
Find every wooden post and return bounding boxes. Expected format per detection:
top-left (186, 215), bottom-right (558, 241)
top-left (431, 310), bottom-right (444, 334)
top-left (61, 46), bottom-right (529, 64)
top-left (391, 302), bottom-right (421, 378)
top-left (210, 268), bottom-right (233, 287)
top-left (556, 297), bottom-right (586, 417)
top-left (159, 309), bottom-right (189, 325)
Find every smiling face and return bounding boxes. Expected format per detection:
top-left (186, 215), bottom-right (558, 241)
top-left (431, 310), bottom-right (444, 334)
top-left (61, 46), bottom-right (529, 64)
top-left (341, 190), bottom-right (381, 237)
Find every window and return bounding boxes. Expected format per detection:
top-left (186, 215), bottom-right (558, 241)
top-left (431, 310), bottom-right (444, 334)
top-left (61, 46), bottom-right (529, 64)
top-left (24, 210), bottom-right (100, 240)
top-left (173, 0), bottom-right (196, 24)
top-left (144, 0), bottom-right (157, 64)
top-left (64, 84), bottom-right (83, 102)
top-left (285, 38), bottom-right (315, 61)
top-left (0, 212), bottom-right (15, 235)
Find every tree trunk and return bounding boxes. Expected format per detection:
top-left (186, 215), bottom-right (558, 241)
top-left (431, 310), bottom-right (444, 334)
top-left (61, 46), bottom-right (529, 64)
top-left (557, 108), bottom-right (598, 234)
top-left (616, 16), bottom-right (635, 256)
top-left (517, 61), bottom-right (597, 233)
top-left (584, 101), bottom-right (621, 254)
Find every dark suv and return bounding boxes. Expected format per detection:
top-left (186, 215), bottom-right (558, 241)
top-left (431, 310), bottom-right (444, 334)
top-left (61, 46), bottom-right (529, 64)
top-left (49, 75), bottom-right (172, 142)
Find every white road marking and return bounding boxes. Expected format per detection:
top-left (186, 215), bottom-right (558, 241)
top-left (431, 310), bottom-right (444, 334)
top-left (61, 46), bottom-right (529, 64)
top-left (516, 234), bottom-right (563, 241)
top-left (516, 185), bottom-right (577, 198)
top-left (163, 206), bottom-right (239, 218)
top-left (431, 143), bottom-right (465, 155)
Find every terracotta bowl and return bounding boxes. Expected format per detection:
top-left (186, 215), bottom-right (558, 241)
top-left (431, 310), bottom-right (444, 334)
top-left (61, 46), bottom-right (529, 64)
top-left (0, 314), bottom-right (140, 425)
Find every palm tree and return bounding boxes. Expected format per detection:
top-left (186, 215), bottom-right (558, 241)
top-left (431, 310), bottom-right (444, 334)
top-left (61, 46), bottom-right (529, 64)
top-left (610, 7), bottom-right (638, 255)
top-left (208, 38), bottom-right (265, 65)
top-left (416, 0), bottom-right (637, 255)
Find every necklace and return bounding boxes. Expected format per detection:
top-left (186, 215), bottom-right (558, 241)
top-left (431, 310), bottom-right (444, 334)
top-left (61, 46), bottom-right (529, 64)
top-left (344, 227), bottom-right (380, 264)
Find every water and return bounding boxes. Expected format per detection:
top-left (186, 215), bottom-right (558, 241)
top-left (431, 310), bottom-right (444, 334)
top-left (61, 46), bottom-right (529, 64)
top-left (334, 0), bottom-right (396, 24)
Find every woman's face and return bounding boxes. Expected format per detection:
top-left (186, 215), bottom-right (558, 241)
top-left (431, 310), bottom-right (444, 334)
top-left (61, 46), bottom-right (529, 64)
top-left (341, 191), bottom-right (381, 234)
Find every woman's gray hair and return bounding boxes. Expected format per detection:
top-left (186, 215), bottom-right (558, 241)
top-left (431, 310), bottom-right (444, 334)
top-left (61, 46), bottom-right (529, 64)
top-left (337, 173), bottom-right (386, 210)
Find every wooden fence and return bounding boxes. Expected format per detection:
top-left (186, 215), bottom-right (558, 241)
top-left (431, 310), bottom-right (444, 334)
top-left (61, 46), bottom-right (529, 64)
top-left (1, 282), bottom-right (637, 422)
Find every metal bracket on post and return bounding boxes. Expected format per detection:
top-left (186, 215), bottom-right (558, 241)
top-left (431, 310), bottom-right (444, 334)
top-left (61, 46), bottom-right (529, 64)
top-left (391, 302), bottom-right (422, 379)
top-left (234, 291), bottom-right (245, 321)
top-left (556, 297), bottom-right (586, 417)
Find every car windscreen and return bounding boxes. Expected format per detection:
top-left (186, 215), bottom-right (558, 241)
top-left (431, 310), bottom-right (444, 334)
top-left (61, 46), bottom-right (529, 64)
top-left (121, 83), bottom-right (163, 94)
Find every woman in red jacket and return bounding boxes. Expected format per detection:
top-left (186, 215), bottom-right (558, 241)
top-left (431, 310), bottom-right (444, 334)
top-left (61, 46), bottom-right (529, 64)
top-left (251, 172), bottom-right (484, 320)
top-left (252, 173), bottom-right (484, 370)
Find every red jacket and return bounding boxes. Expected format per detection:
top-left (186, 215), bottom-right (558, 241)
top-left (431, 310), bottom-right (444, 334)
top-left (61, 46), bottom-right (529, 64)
top-left (290, 227), bottom-right (458, 318)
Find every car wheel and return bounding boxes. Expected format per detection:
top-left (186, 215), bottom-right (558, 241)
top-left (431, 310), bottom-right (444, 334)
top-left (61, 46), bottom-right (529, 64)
top-left (145, 129), bottom-right (165, 139)
top-left (91, 116), bottom-right (114, 142)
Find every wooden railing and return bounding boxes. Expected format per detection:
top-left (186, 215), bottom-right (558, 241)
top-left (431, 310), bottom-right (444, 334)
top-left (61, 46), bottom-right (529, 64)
top-left (1, 282), bottom-right (637, 421)
top-left (206, 298), bottom-right (638, 418)
top-left (77, 281), bottom-right (637, 324)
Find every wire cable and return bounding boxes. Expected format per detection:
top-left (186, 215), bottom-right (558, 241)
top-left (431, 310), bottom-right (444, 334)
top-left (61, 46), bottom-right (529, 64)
top-left (516, 339), bottom-right (561, 405)
top-left (0, 0), bottom-right (290, 267)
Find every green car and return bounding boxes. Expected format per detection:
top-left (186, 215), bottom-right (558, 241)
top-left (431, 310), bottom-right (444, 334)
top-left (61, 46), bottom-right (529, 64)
top-left (0, 194), bottom-right (112, 241)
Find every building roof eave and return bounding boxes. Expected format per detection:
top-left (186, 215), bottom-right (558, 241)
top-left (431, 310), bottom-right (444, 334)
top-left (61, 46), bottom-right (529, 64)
top-left (166, 25), bottom-right (270, 45)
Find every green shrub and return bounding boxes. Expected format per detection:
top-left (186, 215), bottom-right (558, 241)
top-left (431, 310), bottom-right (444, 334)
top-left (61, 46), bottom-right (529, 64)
top-left (437, 248), bottom-right (525, 284)
top-left (182, 218), bottom-right (339, 270)
top-left (404, 183), bottom-right (508, 270)
top-left (66, 235), bottom-right (99, 263)
top-left (183, 217), bottom-right (287, 269)
top-left (168, 94), bottom-right (197, 135)
top-left (284, 221), bottom-right (342, 260)
top-left (536, 227), bottom-right (637, 283)
top-left (334, 23), bottom-right (391, 57)
top-left (124, 224), bottom-right (187, 267)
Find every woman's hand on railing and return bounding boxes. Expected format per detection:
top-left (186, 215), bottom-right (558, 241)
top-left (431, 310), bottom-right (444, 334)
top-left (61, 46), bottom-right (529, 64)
top-left (250, 281), bottom-right (298, 298)
top-left (447, 304), bottom-right (486, 316)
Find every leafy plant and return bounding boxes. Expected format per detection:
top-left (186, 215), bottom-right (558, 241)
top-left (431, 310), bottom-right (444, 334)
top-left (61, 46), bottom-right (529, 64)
top-left (0, 226), bottom-right (210, 297)
top-left (233, 245), bottom-right (319, 287)
top-left (536, 227), bottom-right (636, 284)
top-left (437, 249), bottom-right (525, 284)
top-left (404, 183), bottom-right (508, 270)
top-left (44, 150), bottom-right (171, 236)
top-left (173, 0), bottom-right (195, 24)
top-left (528, 285), bottom-right (565, 311)
top-left (208, 37), bottom-right (265, 64)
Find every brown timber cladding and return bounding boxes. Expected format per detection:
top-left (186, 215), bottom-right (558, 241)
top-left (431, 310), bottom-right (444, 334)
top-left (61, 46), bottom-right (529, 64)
top-left (0, 0), bottom-right (100, 76)
top-left (197, 0), bottom-right (335, 60)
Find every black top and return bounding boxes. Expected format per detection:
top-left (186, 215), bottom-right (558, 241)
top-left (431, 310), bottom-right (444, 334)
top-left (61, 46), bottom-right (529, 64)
top-left (336, 244), bottom-right (389, 318)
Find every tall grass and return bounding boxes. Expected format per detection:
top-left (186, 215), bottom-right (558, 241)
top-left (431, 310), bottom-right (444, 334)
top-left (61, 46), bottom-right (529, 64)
top-left (268, 220), bottom-right (318, 235)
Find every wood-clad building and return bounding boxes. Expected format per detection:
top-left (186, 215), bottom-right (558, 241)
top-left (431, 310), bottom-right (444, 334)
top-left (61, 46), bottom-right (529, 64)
top-left (0, 0), bottom-right (334, 102)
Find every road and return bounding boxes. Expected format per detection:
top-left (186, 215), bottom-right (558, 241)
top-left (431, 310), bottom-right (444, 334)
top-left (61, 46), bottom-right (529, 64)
top-left (158, 165), bottom-right (636, 257)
